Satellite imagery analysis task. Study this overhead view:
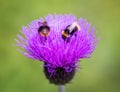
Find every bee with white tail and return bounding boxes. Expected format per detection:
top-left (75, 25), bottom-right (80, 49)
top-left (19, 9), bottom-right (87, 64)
top-left (62, 22), bottom-right (81, 40)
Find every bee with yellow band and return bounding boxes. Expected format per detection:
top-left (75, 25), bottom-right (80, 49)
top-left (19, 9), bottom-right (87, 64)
top-left (38, 21), bottom-right (50, 37)
top-left (62, 22), bottom-right (81, 40)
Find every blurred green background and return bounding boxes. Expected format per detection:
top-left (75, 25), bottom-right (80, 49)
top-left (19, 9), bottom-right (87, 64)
top-left (0, 0), bottom-right (120, 92)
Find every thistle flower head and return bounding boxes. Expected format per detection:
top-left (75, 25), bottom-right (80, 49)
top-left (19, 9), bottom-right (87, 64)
top-left (15, 14), bottom-right (98, 85)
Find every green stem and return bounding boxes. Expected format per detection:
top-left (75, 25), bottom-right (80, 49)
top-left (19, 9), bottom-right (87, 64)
top-left (58, 85), bottom-right (65, 92)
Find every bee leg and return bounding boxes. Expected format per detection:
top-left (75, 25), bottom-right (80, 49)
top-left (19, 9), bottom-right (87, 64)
top-left (74, 33), bottom-right (77, 37)
top-left (66, 37), bottom-right (70, 42)
top-left (44, 37), bottom-right (47, 41)
top-left (62, 35), bottom-right (67, 40)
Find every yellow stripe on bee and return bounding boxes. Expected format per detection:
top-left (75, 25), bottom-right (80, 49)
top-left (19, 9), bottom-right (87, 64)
top-left (40, 31), bottom-right (50, 37)
top-left (76, 24), bottom-right (81, 31)
top-left (75, 22), bottom-right (81, 31)
top-left (62, 31), bottom-right (69, 37)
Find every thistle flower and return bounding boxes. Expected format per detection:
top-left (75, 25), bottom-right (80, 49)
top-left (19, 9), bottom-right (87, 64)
top-left (15, 14), bottom-right (98, 86)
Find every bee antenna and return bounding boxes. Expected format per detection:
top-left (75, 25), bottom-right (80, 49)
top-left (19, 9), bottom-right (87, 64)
top-left (38, 21), bottom-right (48, 26)
top-left (38, 22), bottom-right (42, 26)
top-left (44, 21), bottom-right (47, 24)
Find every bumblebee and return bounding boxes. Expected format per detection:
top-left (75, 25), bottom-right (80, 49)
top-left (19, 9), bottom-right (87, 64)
top-left (62, 22), bottom-right (80, 40)
top-left (38, 21), bottom-right (50, 37)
